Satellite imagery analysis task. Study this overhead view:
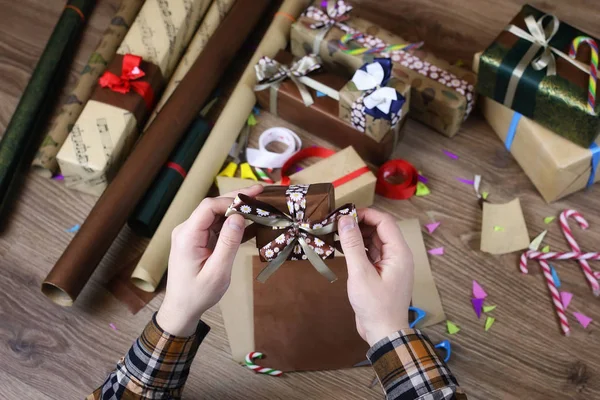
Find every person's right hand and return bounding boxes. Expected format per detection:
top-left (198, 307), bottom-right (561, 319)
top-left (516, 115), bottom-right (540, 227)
top-left (338, 208), bottom-right (414, 346)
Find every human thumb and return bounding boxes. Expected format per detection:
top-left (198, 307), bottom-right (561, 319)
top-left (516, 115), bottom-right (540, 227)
top-left (204, 214), bottom-right (245, 275)
top-left (338, 215), bottom-right (370, 275)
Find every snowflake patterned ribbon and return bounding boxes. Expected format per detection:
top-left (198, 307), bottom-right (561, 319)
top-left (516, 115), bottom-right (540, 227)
top-left (301, 0), bottom-right (475, 119)
top-left (254, 55), bottom-right (323, 111)
top-left (349, 58), bottom-right (404, 132)
top-left (225, 184), bottom-right (357, 283)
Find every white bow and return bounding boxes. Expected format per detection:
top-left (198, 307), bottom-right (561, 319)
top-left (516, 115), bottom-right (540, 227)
top-left (351, 62), bottom-right (397, 114)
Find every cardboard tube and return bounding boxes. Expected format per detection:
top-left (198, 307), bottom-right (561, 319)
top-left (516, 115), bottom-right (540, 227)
top-left (41, 0), bottom-right (271, 306)
top-left (130, 0), bottom-right (312, 292)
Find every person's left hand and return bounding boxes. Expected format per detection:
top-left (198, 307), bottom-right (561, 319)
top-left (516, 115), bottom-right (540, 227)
top-left (156, 185), bottom-right (263, 336)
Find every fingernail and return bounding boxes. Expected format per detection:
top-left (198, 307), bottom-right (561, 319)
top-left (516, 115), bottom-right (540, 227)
top-left (338, 216), bottom-right (356, 233)
top-left (228, 218), bottom-right (243, 231)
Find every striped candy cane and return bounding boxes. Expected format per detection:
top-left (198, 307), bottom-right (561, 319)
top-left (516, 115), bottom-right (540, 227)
top-left (254, 167), bottom-right (274, 184)
top-left (520, 250), bottom-right (588, 273)
top-left (539, 259), bottom-right (571, 335)
top-left (244, 352), bottom-right (283, 376)
top-left (569, 36), bottom-right (598, 113)
top-left (560, 210), bottom-right (600, 296)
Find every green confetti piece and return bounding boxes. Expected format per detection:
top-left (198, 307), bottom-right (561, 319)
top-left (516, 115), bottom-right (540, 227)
top-left (484, 316), bottom-right (495, 331)
top-left (544, 216), bottom-right (556, 224)
top-left (483, 305), bottom-right (496, 313)
top-left (247, 113), bottom-right (257, 126)
top-left (493, 226), bottom-right (504, 232)
top-left (415, 182), bottom-right (430, 197)
top-left (481, 191), bottom-right (489, 200)
top-left (446, 320), bottom-right (460, 335)
top-left (541, 245), bottom-right (550, 253)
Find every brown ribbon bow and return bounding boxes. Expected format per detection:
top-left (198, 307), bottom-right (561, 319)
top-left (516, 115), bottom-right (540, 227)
top-left (225, 184), bottom-right (357, 282)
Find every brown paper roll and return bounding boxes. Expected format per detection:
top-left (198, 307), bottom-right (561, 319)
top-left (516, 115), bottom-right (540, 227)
top-left (130, 0), bottom-right (311, 293)
top-left (41, 0), bottom-right (272, 306)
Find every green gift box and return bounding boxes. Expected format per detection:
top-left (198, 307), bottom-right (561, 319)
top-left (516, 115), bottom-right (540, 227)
top-left (477, 4), bottom-right (600, 148)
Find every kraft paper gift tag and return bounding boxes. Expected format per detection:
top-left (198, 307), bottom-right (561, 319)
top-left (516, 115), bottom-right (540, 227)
top-left (481, 198), bottom-right (530, 254)
top-left (397, 218), bottom-right (446, 327)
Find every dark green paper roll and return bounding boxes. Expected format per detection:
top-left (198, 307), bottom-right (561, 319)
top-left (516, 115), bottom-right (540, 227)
top-left (0, 0), bottom-right (95, 217)
top-left (128, 117), bottom-right (213, 237)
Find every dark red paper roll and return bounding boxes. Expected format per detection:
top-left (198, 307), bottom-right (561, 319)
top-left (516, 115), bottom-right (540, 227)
top-left (41, 0), bottom-right (272, 306)
top-left (375, 159), bottom-right (418, 199)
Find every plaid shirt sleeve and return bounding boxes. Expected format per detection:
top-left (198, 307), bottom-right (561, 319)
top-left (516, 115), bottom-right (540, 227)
top-left (367, 329), bottom-right (467, 400)
top-left (87, 313), bottom-right (210, 400)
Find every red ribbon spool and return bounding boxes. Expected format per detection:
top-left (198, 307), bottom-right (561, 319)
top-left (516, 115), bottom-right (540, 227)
top-left (280, 147), bottom-right (370, 187)
top-left (98, 54), bottom-right (154, 110)
top-left (375, 159), bottom-right (418, 199)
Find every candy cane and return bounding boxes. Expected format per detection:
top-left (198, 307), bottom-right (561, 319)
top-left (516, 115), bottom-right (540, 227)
top-left (244, 352), bottom-right (283, 376)
top-left (254, 167), bottom-right (274, 184)
top-left (560, 210), bottom-right (600, 296)
top-left (569, 36), bottom-right (598, 113)
top-left (521, 250), bottom-right (589, 273)
top-left (539, 259), bottom-right (571, 335)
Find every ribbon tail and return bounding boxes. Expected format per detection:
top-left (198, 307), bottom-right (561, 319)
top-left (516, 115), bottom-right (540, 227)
top-left (256, 240), bottom-right (296, 283)
top-left (290, 75), bottom-right (314, 107)
top-left (269, 83), bottom-right (280, 116)
top-left (312, 26), bottom-right (330, 56)
top-left (298, 237), bottom-right (337, 282)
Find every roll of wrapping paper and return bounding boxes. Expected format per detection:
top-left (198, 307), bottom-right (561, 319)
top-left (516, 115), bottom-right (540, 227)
top-left (41, 0), bottom-right (272, 306)
top-left (130, 0), bottom-right (310, 292)
top-left (128, 117), bottom-right (213, 237)
top-left (31, 0), bottom-right (145, 178)
top-left (0, 0), bottom-right (95, 216)
top-left (144, 0), bottom-right (236, 128)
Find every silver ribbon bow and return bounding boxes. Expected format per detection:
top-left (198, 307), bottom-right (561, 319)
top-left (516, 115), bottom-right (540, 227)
top-left (254, 55), bottom-right (323, 115)
top-left (503, 14), bottom-right (589, 108)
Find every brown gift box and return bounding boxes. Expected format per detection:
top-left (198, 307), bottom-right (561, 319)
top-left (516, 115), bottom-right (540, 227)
top-left (255, 50), bottom-right (405, 165)
top-left (339, 73), bottom-right (406, 143)
top-left (474, 52), bottom-right (600, 202)
top-left (291, 0), bottom-right (477, 137)
top-left (255, 183), bottom-right (336, 262)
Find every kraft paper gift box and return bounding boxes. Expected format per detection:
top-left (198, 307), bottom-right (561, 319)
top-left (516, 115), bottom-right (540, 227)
top-left (290, 0), bottom-right (476, 138)
top-left (477, 4), bottom-right (600, 148)
top-left (216, 146), bottom-right (377, 209)
top-left (57, 0), bottom-right (209, 196)
top-left (474, 53), bottom-right (600, 202)
top-left (255, 50), bottom-right (407, 165)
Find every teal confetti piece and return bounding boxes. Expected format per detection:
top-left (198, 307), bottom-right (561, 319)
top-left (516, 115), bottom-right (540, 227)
top-left (551, 265), bottom-right (561, 288)
top-left (65, 224), bottom-right (80, 233)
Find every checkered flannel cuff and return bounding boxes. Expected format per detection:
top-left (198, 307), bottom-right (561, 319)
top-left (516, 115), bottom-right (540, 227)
top-left (367, 329), bottom-right (460, 400)
top-left (123, 313), bottom-right (210, 390)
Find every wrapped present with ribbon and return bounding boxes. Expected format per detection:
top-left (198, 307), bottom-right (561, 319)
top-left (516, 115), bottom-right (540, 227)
top-left (475, 52), bottom-right (600, 202)
top-left (477, 5), bottom-right (600, 148)
top-left (339, 58), bottom-right (407, 142)
top-left (254, 50), bottom-right (404, 165)
top-left (225, 183), bottom-right (356, 283)
top-left (57, 0), bottom-right (210, 195)
top-left (290, 0), bottom-right (476, 138)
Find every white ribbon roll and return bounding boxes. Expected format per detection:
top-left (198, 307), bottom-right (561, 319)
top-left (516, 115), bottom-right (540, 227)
top-left (352, 62), bottom-right (398, 114)
top-left (246, 127), bottom-right (302, 169)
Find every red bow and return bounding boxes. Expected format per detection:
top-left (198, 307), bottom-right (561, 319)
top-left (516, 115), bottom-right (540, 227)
top-left (98, 54), bottom-right (154, 110)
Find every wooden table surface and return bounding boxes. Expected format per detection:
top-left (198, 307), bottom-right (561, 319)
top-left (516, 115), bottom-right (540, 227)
top-left (1, 0), bottom-right (600, 399)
